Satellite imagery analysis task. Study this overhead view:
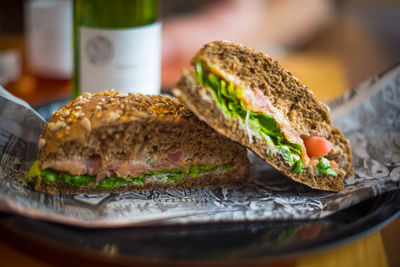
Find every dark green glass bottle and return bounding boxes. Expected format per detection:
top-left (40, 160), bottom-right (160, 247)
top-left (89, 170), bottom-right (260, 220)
top-left (73, 0), bottom-right (160, 98)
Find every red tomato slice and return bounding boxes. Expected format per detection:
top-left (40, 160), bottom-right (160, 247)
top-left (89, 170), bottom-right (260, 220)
top-left (302, 136), bottom-right (332, 158)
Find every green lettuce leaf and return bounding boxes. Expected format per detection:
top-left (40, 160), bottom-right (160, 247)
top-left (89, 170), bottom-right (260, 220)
top-left (196, 62), bottom-right (304, 173)
top-left (166, 174), bottom-right (183, 183)
top-left (195, 61), bottom-right (204, 85)
top-left (59, 173), bottom-right (96, 187)
top-left (40, 169), bottom-right (58, 182)
top-left (38, 168), bottom-right (96, 187)
top-left (315, 157), bottom-right (337, 176)
top-left (222, 162), bottom-right (234, 171)
top-left (189, 164), bottom-right (218, 177)
top-left (292, 159), bottom-right (304, 174)
top-left (26, 160), bottom-right (234, 190)
top-left (96, 176), bottom-right (144, 191)
top-left (26, 160), bottom-right (40, 180)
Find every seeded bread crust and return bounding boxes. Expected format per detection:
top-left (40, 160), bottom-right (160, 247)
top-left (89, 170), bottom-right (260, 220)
top-left (172, 41), bottom-right (353, 192)
top-left (36, 91), bottom-right (250, 194)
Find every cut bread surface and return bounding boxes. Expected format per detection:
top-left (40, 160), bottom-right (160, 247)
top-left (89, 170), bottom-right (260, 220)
top-left (29, 91), bottom-right (250, 194)
top-left (173, 41), bottom-right (353, 192)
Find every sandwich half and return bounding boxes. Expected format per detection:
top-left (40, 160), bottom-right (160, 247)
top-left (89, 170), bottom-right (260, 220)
top-left (172, 41), bottom-right (353, 192)
top-left (26, 91), bottom-right (250, 194)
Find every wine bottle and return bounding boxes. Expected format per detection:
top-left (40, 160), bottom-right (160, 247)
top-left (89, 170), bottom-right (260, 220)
top-left (73, 0), bottom-right (160, 98)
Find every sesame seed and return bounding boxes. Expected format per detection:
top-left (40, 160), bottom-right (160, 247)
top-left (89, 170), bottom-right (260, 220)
top-left (47, 121), bottom-right (64, 132)
top-left (82, 92), bottom-right (92, 98)
top-left (60, 109), bottom-right (70, 117)
top-left (80, 117), bottom-right (91, 132)
top-left (38, 138), bottom-right (46, 150)
top-left (104, 111), bottom-right (119, 123)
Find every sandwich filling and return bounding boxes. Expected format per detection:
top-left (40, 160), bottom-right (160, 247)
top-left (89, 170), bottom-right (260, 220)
top-left (26, 160), bottom-right (234, 190)
top-left (195, 61), bottom-right (337, 176)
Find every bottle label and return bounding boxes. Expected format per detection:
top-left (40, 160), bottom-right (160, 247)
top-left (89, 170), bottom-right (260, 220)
top-left (80, 22), bottom-right (161, 94)
top-left (26, 0), bottom-right (73, 79)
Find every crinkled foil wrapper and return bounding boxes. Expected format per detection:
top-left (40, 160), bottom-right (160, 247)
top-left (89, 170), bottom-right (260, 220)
top-left (0, 65), bottom-right (399, 228)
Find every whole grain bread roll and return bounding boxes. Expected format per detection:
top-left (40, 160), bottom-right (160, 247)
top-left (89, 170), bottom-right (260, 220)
top-left (29, 91), bottom-right (250, 194)
top-left (172, 41), bottom-right (353, 192)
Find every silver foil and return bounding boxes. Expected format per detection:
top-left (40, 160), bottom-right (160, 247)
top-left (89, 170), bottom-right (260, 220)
top-left (0, 65), bottom-right (399, 228)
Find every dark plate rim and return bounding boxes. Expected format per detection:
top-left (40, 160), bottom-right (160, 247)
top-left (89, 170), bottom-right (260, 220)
top-left (0, 190), bottom-right (399, 266)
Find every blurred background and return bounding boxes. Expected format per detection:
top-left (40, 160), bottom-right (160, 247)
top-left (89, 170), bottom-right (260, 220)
top-left (0, 0), bottom-right (399, 106)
